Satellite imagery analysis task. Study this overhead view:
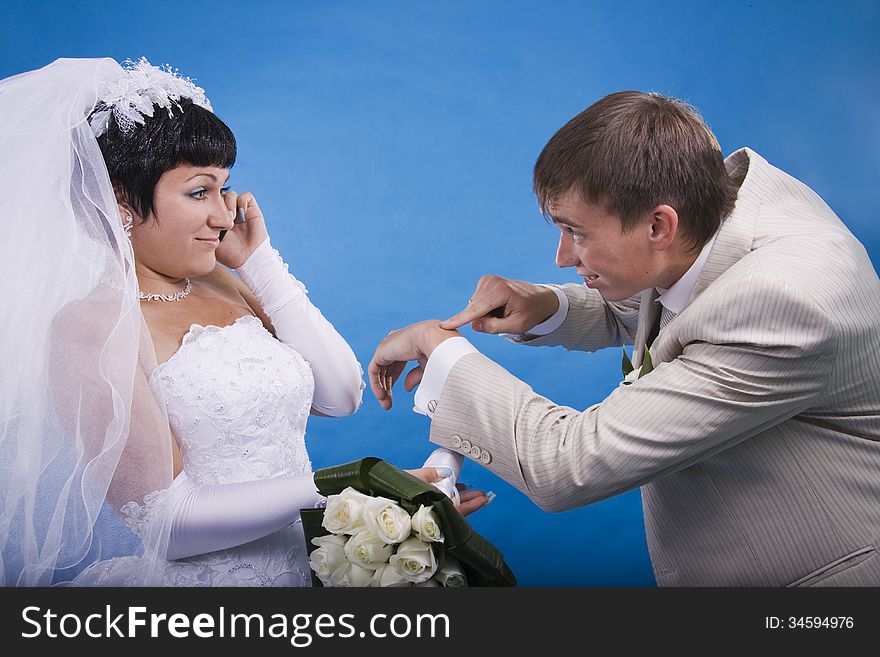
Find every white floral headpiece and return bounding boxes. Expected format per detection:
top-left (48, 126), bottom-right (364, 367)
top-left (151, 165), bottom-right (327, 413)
top-left (88, 57), bottom-right (213, 137)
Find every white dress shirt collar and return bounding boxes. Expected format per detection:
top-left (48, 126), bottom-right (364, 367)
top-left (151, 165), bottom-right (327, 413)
top-left (655, 230), bottom-right (719, 314)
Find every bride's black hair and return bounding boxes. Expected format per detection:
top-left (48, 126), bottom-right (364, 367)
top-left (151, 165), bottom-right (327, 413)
top-left (95, 97), bottom-right (236, 219)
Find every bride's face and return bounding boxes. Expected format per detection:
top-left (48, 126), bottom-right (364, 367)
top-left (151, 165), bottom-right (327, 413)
top-left (131, 164), bottom-right (234, 280)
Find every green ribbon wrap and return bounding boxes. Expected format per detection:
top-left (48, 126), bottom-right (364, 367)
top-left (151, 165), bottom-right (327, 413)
top-left (301, 457), bottom-right (516, 586)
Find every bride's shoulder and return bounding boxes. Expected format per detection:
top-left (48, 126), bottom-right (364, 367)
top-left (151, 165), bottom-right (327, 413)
top-left (49, 294), bottom-right (142, 381)
top-left (198, 265), bottom-right (273, 330)
top-left (52, 292), bottom-right (123, 345)
top-left (198, 264), bottom-right (246, 295)
top-left (194, 264), bottom-right (250, 305)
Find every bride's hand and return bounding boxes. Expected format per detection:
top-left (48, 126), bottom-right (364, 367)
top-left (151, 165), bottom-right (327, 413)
top-left (457, 488), bottom-right (493, 516)
top-left (215, 190), bottom-right (270, 269)
top-left (405, 467), bottom-right (491, 516)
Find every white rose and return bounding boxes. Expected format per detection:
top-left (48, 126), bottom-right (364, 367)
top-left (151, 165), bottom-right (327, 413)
top-left (309, 534), bottom-right (348, 584)
top-left (411, 504), bottom-right (444, 543)
top-left (328, 561), bottom-right (374, 587)
top-left (344, 529), bottom-right (393, 569)
top-left (433, 555), bottom-right (467, 587)
top-left (389, 537), bottom-right (438, 583)
top-left (414, 579), bottom-right (440, 587)
top-left (322, 487), bottom-right (370, 535)
top-left (363, 496), bottom-right (412, 544)
top-left (370, 563), bottom-right (411, 587)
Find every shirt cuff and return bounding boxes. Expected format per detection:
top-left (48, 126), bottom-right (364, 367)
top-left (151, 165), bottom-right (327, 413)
top-left (413, 337), bottom-right (478, 417)
top-left (500, 284), bottom-right (569, 342)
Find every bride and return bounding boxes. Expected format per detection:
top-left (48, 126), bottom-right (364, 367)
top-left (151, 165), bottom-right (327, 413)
top-left (0, 57), bottom-right (485, 587)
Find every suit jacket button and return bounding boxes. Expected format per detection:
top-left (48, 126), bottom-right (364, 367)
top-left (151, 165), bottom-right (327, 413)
top-left (450, 435), bottom-right (462, 448)
top-left (480, 450), bottom-right (492, 464)
top-left (470, 445), bottom-right (482, 459)
top-left (460, 439), bottom-right (472, 452)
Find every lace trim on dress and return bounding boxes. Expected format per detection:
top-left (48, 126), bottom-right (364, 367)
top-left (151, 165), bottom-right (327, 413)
top-left (120, 487), bottom-right (172, 541)
top-left (153, 314), bottom-right (263, 376)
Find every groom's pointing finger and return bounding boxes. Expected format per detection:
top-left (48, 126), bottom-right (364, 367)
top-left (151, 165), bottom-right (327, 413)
top-left (440, 300), bottom-right (506, 332)
top-left (440, 296), bottom-right (498, 330)
top-left (438, 307), bottom-right (477, 330)
top-left (439, 285), bottom-right (487, 329)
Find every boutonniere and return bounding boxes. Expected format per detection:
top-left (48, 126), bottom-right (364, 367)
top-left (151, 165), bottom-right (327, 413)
top-left (621, 346), bottom-right (654, 385)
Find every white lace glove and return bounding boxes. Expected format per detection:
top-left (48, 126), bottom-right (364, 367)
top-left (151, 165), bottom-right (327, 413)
top-left (236, 239), bottom-right (365, 416)
top-left (166, 471), bottom-right (326, 560)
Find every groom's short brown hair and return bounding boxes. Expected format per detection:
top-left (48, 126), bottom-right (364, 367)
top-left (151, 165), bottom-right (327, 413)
top-left (533, 91), bottom-right (738, 250)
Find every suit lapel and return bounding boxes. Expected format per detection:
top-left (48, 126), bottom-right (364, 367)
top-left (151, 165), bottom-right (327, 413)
top-left (633, 148), bottom-right (765, 367)
top-left (687, 148), bottom-right (763, 307)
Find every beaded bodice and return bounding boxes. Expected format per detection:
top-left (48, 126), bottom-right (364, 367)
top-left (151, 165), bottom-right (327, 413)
top-left (144, 315), bottom-right (316, 586)
top-left (151, 314), bottom-right (315, 485)
top-left (71, 314), bottom-right (320, 587)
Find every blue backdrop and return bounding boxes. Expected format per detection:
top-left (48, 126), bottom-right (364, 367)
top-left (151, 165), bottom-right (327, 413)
top-left (3, 0), bottom-right (877, 586)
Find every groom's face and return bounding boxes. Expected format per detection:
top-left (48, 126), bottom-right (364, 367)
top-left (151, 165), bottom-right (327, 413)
top-left (550, 189), bottom-right (658, 301)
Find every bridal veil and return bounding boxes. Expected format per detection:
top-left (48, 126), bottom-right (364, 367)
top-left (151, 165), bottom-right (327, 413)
top-left (0, 58), bottom-right (174, 585)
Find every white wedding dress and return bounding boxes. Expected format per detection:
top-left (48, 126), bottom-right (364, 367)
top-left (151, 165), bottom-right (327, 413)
top-left (74, 315), bottom-right (317, 587)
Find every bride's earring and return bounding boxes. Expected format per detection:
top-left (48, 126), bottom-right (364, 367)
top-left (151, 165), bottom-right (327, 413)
top-left (122, 210), bottom-right (133, 238)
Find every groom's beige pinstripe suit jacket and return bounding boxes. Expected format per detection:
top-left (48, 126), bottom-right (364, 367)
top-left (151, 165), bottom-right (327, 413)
top-left (429, 149), bottom-right (880, 586)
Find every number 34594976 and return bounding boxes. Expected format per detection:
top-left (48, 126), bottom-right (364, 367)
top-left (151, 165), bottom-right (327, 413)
top-left (765, 616), bottom-right (854, 629)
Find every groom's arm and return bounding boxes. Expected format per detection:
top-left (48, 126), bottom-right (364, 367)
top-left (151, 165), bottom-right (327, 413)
top-left (440, 276), bottom-right (641, 353)
top-left (409, 282), bottom-right (642, 415)
top-left (512, 283), bottom-right (641, 351)
top-left (370, 277), bottom-right (836, 512)
top-left (425, 281), bottom-right (837, 512)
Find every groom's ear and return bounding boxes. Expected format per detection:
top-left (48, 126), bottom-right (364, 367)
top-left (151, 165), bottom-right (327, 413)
top-left (647, 204), bottom-right (679, 252)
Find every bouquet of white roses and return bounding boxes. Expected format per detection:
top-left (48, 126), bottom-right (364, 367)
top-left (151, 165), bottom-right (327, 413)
top-left (309, 487), bottom-right (468, 586)
top-left (301, 458), bottom-right (515, 587)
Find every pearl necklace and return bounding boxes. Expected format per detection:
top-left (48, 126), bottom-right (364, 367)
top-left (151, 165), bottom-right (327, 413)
top-left (138, 279), bottom-right (192, 302)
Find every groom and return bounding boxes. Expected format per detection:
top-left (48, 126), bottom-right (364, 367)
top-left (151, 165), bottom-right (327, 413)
top-left (369, 91), bottom-right (880, 586)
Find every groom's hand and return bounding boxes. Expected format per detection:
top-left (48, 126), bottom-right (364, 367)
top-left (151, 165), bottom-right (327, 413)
top-left (369, 320), bottom-right (460, 410)
top-left (439, 275), bottom-right (559, 334)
